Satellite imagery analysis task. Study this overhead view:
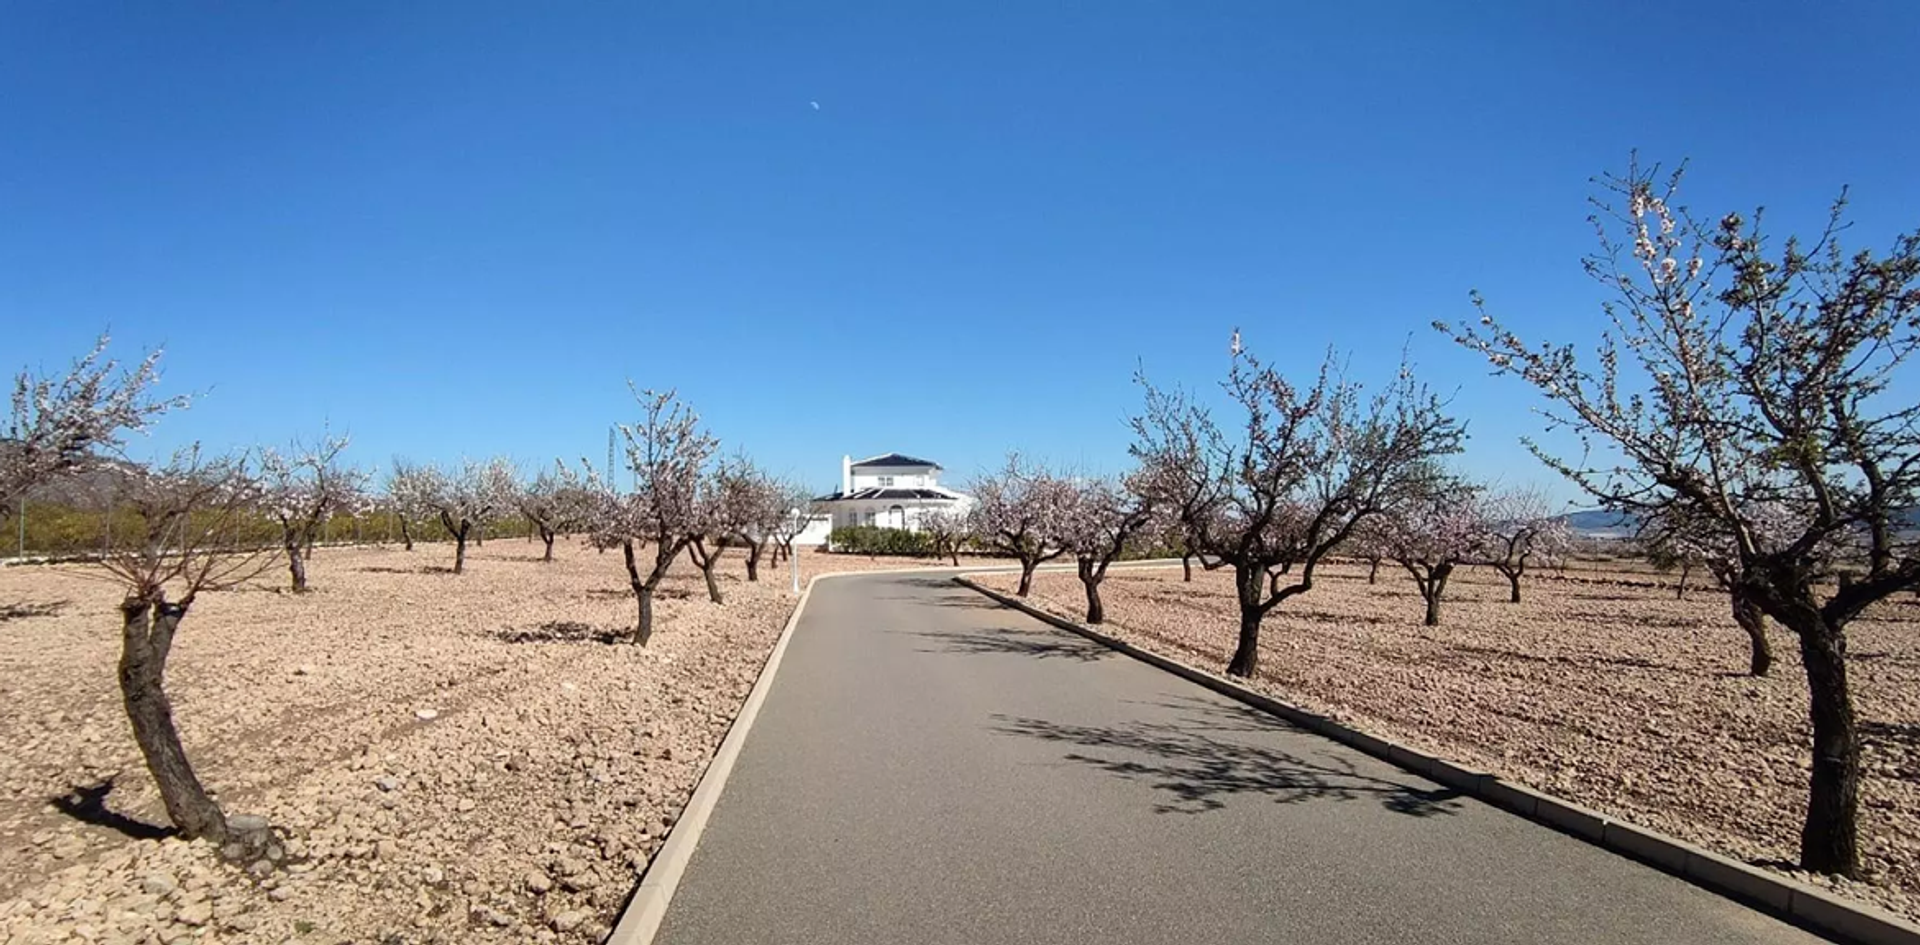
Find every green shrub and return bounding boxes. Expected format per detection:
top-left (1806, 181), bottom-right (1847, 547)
top-left (829, 526), bottom-right (934, 557)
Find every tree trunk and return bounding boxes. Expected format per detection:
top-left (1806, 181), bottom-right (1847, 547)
top-left (1423, 563), bottom-right (1453, 627)
top-left (745, 542), bottom-right (763, 582)
top-left (119, 597), bottom-right (227, 840)
top-left (1367, 556), bottom-right (1381, 585)
top-left (1676, 561), bottom-right (1690, 599)
top-left (623, 541), bottom-right (655, 646)
top-left (399, 516), bottom-right (413, 551)
top-left (1732, 587), bottom-right (1772, 677)
top-left (1503, 566), bottom-right (1522, 604)
top-left (702, 561), bottom-right (723, 603)
top-left (1182, 552), bottom-right (1194, 583)
top-left (1793, 614), bottom-right (1860, 876)
top-left (453, 527), bottom-right (469, 574)
top-left (948, 545), bottom-right (959, 567)
top-left (539, 525), bottom-right (555, 562)
top-left (1017, 560), bottom-right (1038, 597)
top-left (1227, 564), bottom-right (1263, 677)
top-left (284, 529), bottom-right (309, 593)
top-left (1078, 559), bottom-right (1105, 624)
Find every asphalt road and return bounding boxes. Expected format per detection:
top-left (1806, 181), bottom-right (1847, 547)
top-left (654, 572), bottom-right (1831, 945)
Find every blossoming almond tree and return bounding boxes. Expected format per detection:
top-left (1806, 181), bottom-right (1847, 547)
top-left (4, 334), bottom-right (186, 517)
top-left (1440, 157), bottom-right (1920, 877)
top-left (686, 454), bottom-right (777, 603)
top-left (383, 459), bottom-right (437, 551)
top-left (422, 458), bottom-right (516, 574)
top-left (258, 432), bottom-right (367, 592)
top-left (92, 449), bottom-right (278, 843)
top-left (1132, 340), bottom-right (1464, 677)
top-left (1371, 474), bottom-right (1484, 627)
top-left (1475, 486), bottom-right (1573, 604)
top-left (518, 464), bottom-right (593, 563)
top-left (969, 454), bottom-right (1077, 596)
top-left (584, 387), bottom-right (717, 644)
top-left (918, 507), bottom-right (972, 566)
top-left (1059, 474), bottom-right (1156, 624)
top-left (765, 481), bottom-right (819, 565)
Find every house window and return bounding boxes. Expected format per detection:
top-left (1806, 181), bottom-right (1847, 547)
top-left (863, 511), bottom-right (876, 527)
top-left (878, 476), bottom-right (894, 487)
top-left (889, 505), bottom-right (905, 528)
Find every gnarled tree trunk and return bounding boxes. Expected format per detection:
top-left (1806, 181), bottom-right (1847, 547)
top-left (1790, 612), bottom-right (1859, 876)
top-left (283, 526), bottom-right (310, 593)
top-left (1367, 556), bottom-right (1381, 585)
top-left (622, 540), bottom-right (657, 645)
top-left (745, 540), bottom-right (763, 582)
top-left (1077, 558), bottom-right (1105, 624)
top-left (120, 596), bottom-right (227, 841)
top-left (1181, 551), bottom-right (1194, 583)
top-left (398, 516), bottom-right (413, 551)
top-left (688, 539), bottom-right (725, 604)
top-left (1498, 564), bottom-right (1522, 603)
top-left (1732, 586), bottom-right (1771, 676)
top-left (1227, 563), bottom-right (1263, 677)
top-left (539, 523), bottom-right (556, 562)
top-left (1422, 562), bottom-right (1453, 626)
top-left (1017, 559), bottom-right (1038, 597)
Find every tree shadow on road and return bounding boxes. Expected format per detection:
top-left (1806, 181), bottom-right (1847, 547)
top-left (898, 626), bottom-right (1113, 662)
top-left (991, 697), bottom-right (1463, 818)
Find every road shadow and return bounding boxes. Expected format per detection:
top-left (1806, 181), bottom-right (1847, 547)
top-left (0, 599), bottom-right (70, 623)
top-left (900, 626), bottom-right (1112, 662)
top-left (991, 698), bottom-right (1463, 818)
top-left (49, 778), bottom-right (177, 840)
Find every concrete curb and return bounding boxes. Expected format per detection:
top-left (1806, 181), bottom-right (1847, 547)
top-left (953, 575), bottom-right (1920, 945)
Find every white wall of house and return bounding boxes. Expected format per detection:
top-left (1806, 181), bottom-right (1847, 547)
top-left (850, 465), bottom-right (938, 491)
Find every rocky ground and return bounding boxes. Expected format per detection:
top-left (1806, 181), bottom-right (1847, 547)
top-left (974, 562), bottom-right (1920, 923)
top-left (0, 541), bottom-right (943, 945)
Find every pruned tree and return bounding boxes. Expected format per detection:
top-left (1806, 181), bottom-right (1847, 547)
top-left (1059, 474), bottom-right (1156, 624)
top-left (90, 449), bottom-right (277, 842)
top-left (258, 432), bottom-right (366, 592)
top-left (686, 454), bottom-right (776, 603)
top-left (518, 464), bottom-right (590, 563)
top-left (384, 459), bottom-right (435, 551)
top-left (4, 334), bottom-right (186, 516)
top-left (1132, 339), bottom-right (1464, 677)
top-left (422, 458), bottom-right (516, 574)
top-left (969, 454), bottom-right (1077, 596)
top-left (1373, 474), bottom-right (1483, 627)
top-left (586, 388), bottom-right (718, 643)
top-left (1476, 487), bottom-right (1574, 604)
top-left (1440, 156), bottom-right (1920, 877)
top-left (919, 507), bottom-right (972, 566)
top-left (764, 482), bottom-right (819, 565)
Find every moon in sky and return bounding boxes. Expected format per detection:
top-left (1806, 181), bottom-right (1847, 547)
top-left (810, 101), bottom-right (820, 110)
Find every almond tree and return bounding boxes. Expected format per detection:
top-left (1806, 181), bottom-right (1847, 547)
top-left (686, 455), bottom-right (773, 603)
top-left (919, 507), bottom-right (972, 566)
top-left (518, 464), bottom-right (589, 563)
top-left (4, 334), bottom-right (186, 517)
top-left (1374, 476), bottom-right (1483, 627)
top-left (969, 454), bottom-right (1077, 596)
top-left (1132, 341), bottom-right (1464, 677)
top-left (586, 388), bottom-right (717, 644)
top-left (1476, 487), bottom-right (1573, 604)
top-left (1641, 503), bottom-right (1804, 677)
top-left (258, 433), bottom-right (366, 592)
top-left (1441, 157), bottom-right (1920, 876)
top-left (91, 449), bottom-right (277, 842)
top-left (422, 458), bottom-right (516, 574)
top-left (384, 459), bottom-right (435, 551)
top-left (764, 482), bottom-right (818, 565)
top-left (1059, 474), bottom-right (1156, 624)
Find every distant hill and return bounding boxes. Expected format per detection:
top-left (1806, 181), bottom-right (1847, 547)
top-left (1557, 509), bottom-right (1639, 538)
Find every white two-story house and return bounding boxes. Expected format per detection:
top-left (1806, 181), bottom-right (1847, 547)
top-left (812, 453), bottom-right (974, 533)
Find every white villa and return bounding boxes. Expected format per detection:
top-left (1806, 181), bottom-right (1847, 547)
top-left (811, 453), bottom-right (974, 536)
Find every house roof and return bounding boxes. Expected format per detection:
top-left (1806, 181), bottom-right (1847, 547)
top-left (849, 452), bottom-right (940, 469)
top-left (812, 487), bottom-right (964, 503)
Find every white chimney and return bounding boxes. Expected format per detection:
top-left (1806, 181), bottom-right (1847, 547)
top-left (842, 455), bottom-right (852, 494)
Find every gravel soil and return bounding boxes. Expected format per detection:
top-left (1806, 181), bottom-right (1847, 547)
top-left (973, 562), bottom-right (1920, 922)
top-left (0, 543), bottom-right (946, 945)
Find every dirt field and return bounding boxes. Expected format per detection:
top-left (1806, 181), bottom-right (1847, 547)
top-left (972, 561), bottom-right (1920, 922)
top-left (0, 541), bottom-right (945, 945)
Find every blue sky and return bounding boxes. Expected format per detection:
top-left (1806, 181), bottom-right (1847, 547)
top-left (4, 2), bottom-right (1917, 499)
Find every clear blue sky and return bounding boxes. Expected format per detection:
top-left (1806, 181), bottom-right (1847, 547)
top-left (5, 2), bottom-right (1917, 499)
